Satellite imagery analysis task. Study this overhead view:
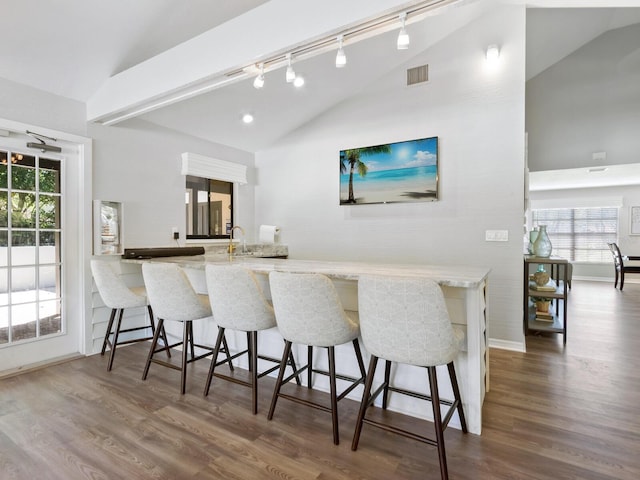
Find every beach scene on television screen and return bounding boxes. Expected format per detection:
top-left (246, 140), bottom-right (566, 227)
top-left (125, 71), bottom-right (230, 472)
top-left (340, 136), bottom-right (438, 205)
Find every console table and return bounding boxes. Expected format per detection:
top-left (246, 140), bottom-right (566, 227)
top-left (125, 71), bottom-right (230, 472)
top-left (523, 255), bottom-right (569, 344)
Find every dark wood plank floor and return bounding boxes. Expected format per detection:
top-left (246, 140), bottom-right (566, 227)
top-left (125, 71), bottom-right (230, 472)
top-left (1, 280), bottom-right (639, 479)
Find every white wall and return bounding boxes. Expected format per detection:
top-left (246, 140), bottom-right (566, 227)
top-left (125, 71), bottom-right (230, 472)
top-left (0, 77), bottom-right (86, 136)
top-left (255, 6), bottom-right (527, 347)
top-left (526, 22), bottom-right (640, 171)
top-left (88, 119), bottom-right (256, 248)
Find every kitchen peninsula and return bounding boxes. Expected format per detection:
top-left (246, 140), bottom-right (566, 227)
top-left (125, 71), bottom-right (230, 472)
top-left (120, 254), bottom-right (490, 435)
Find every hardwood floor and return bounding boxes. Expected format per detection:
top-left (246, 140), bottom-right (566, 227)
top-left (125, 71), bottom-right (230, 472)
top-left (1, 280), bottom-right (639, 479)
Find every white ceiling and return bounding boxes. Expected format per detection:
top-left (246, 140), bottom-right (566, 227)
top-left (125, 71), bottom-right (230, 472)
top-left (1, 0), bottom-right (639, 153)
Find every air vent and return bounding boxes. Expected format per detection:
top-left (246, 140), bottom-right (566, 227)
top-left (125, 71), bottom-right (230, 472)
top-left (407, 65), bottom-right (428, 86)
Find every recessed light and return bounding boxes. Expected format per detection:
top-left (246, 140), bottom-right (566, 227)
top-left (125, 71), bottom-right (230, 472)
top-left (242, 113), bottom-right (254, 124)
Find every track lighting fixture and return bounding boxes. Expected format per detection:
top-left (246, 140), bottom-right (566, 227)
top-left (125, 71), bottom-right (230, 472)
top-left (397, 13), bottom-right (409, 50)
top-left (293, 75), bottom-right (305, 87)
top-left (335, 35), bottom-right (347, 68)
top-left (253, 63), bottom-right (265, 89)
top-left (285, 53), bottom-right (296, 83)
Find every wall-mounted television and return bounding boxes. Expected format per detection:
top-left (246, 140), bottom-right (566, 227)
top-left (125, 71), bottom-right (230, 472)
top-left (339, 136), bottom-right (438, 205)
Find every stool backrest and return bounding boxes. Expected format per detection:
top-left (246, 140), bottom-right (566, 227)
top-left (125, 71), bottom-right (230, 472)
top-left (358, 275), bottom-right (462, 367)
top-left (269, 271), bottom-right (359, 347)
top-left (90, 259), bottom-right (146, 309)
top-left (205, 264), bottom-right (276, 331)
top-left (142, 263), bottom-right (210, 322)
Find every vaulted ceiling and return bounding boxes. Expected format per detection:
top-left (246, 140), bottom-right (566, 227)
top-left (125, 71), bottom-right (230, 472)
top-left (1, 0), bottom-right (639, 153)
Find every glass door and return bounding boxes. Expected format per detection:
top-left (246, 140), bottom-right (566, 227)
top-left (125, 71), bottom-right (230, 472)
top-left (0, 147), bottom-right (63, 347)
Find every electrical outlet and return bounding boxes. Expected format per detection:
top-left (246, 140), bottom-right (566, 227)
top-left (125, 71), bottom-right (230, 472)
top-left (172, 227), bottom-right (179, 240)
top-left (485, 230), bottom-right (508, 242)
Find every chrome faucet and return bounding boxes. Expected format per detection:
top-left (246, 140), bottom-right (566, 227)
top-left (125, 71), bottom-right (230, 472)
top-left (228, 225), bottom-right (245, 254)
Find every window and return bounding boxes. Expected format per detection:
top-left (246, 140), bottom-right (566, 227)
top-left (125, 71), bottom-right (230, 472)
top-left (1, 149), bottom-right (62, 345)
top-left (185, 175), bottom-right (233, 239)
top-left (532, 207), bottom-right (618, 262)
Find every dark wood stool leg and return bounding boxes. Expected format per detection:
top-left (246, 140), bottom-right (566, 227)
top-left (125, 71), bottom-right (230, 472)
top-left (101, 308), bottom-right (117, 356)
top-left (382, 360), bottom-right (392, 409)
top-left (428, 366), bottom-right (448, 480)
top-left (351, 354), bottom-right (379, 451)
top-left (249, 331), bottom-right (258, 414)
top-left (181, 321), bottom-right (190, 395)
top-left (142, 318), bottom-right (163, 380)
top-left (188, 321), bottom-right (195, 360)
top-left (246, 332), bottom-right (253, 372)
top-left (222, 335), bottom-right (234, 371)
top-left (328, 346), bottom-right (339, 445)
top-left (268, 340), bottom-right (293, 420)
top-left (203, 327), bottom-right (227, 396)
top-left (148, 305), bottom-right (170, 358)
top-left (107, 309), bottom-right (124, 371)
top-left (307, 345), bottom-right (313, 388)
top-left (352, 339), bottom-right (367, 379)
top-left (288, 345), bottom-right (302, 386)
top-left (447, 362), bottom-right (467, 432)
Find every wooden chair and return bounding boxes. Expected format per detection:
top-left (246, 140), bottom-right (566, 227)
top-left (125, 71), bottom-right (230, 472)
top-left (203, 264), bottom-right (299, 414)
top-left (90, 260), bottom-right (169, 371)
top-left (267, 271), bottom-right (366, 445)
top-left (352, 275), bottom-right (467, 480)
top-left (141, 263), bottom-right (232, 394)
top-left (608, 243), bottom-right (640, 291)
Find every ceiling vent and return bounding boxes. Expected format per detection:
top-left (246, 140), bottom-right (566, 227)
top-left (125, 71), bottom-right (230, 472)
top-left (407, 65), bottom-right (428, 86)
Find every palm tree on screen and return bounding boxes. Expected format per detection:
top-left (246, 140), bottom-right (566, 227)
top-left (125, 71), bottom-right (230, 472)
top-left (340, 145), bottom-right (391, 204)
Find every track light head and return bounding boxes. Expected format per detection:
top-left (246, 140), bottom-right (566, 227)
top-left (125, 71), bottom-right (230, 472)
top-left (397, 13), bottom-right (409, 50)
top-left (253, 63), bottom-right (265, 89)
top-left (335, 35), bottom-right (346, 68)
top-left (285, 53), bottom-right (296, 83)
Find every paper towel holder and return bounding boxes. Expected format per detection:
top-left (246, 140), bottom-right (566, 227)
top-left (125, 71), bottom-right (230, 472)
top-left (259, 224), bottom-right (280, 244)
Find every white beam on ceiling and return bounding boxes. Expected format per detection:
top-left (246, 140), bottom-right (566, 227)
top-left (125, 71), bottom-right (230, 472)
top-left (86, 0), bottom-right (468, 125)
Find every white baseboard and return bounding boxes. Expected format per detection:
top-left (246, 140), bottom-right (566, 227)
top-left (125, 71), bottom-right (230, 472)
top-left (488, 338), bottom-right (526, 352)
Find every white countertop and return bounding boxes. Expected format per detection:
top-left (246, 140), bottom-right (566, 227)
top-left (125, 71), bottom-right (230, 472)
top-left (123, 255), bottom-right (490, 289)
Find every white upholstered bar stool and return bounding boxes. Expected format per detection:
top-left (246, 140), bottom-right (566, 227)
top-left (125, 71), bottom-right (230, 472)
top-left (90, 259), bottom-right (169, 371)
top-left (267, 271), bottom-right (366, 445)
top-left (203, 264), bottom-right (299, 414)
top-left (141, 263), bottom-right (231, 394)
top-left (352, 275), bottom-right (468, 480)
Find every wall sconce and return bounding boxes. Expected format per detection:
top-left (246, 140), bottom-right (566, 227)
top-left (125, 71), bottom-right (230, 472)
top-left (486, 44), bottom-right (500, 63)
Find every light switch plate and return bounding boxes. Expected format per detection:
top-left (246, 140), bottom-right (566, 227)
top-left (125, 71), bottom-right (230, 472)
top-left (485, 230), bottom-right (509, 242)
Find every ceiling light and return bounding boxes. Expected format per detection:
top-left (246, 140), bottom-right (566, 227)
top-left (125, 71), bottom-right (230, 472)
top-left (285, 53), bottom-right (296, 83)
top-left (253, 63), bottom-right (265, 89)
top-left (397, 13), bottom-right (410, 50)
top-left (242, 113), bottom-right (254, 124)
top-left (486, 44), bottom-right (500, 62)
top-left (293, 75), bottom-right (305, 88)
top-left (335, 35), bottom-right (346, 68)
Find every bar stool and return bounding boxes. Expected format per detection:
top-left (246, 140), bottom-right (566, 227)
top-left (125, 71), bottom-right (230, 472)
top-left (90, 259), bottom-right (169, 371)
top-left (141, 263), bottom-right (232, 394)
top-left (267, 271), bottom-right (366, 445)
top-left (203, 264), bottom-right (300, 414)
top-left (351, 275), bottom-right (467, 480)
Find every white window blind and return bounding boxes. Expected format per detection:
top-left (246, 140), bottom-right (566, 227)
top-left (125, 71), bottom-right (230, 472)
top-left (532, 207), bottom-right (618, 262)
top-left (181, 152), bottom-right (247, 184)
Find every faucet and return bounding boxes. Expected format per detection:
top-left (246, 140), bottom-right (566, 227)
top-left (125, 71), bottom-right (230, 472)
top-left (228, 225), bottom-right (245, 254)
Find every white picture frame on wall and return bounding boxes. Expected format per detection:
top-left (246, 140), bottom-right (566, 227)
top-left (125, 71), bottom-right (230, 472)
top-left (630, 206), bottom-right (640, 235)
